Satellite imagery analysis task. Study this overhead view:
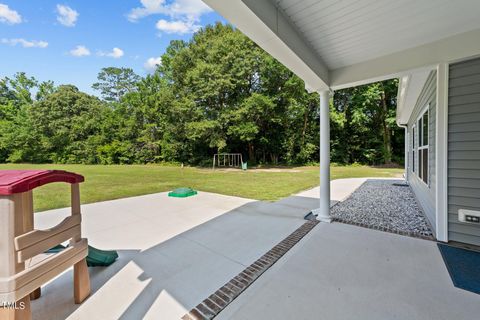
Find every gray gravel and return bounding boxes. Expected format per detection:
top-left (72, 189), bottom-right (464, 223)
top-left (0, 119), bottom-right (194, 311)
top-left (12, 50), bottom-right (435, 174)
top-left (331, 179), bottom-right (434, 238)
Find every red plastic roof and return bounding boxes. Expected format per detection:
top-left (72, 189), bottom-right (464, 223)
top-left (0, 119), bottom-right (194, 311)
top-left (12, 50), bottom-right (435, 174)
top-left (0, 170), bottom-right (84, 195)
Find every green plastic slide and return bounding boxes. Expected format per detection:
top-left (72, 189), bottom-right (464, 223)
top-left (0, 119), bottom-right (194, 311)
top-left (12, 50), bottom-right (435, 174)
top-left (45, 245), bottom-right (118, 267)
top-left (86, 246), bottom-right (118, 267)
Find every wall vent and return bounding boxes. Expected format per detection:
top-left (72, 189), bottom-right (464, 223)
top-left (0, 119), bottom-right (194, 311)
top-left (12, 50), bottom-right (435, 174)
top-left (459, 209), bottom-right (480, 224)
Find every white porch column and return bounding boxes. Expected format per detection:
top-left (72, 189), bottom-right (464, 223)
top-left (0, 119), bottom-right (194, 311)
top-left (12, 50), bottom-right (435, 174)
top-left (436, 63), bottom-right (449, 242)
top-left (317, 90), bottom-right (332, 222)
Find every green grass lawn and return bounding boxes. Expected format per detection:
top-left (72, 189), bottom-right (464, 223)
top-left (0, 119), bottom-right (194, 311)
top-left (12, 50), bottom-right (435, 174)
top-left (0, 164), bottom-right (403, 212)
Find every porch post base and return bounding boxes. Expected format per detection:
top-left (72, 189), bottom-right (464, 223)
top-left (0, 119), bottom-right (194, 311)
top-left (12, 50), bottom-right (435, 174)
top-left (311, 209), bottom-right (332, 223)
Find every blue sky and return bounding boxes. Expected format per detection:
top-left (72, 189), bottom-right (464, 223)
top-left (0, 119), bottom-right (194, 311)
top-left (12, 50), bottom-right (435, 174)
top-left (0, 0), bottom-right (224, 94)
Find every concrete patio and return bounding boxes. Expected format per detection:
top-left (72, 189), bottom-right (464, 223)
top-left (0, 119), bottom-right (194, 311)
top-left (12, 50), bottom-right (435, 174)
top-left (30, 178), bottom-right (480, 319)
top-left (216, 222), bottom-right (480, 320)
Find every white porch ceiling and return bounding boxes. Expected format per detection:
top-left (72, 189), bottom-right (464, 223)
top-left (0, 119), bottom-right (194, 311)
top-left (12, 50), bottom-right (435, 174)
top-left (203, 0), bottom-right (480, 90)
top-left (277, 0), bottom-right (480, 70)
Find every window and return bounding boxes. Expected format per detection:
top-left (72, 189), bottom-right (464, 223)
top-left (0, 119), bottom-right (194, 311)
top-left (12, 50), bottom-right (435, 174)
top-left (416, 106), bottom-right (429, 185)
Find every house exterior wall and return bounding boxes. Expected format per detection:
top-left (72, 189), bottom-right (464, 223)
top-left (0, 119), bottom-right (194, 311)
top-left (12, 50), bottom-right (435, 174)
top-left (448, 57), bottom-right (480, 246)
top-left (407, 71), bottom-right (437, 231)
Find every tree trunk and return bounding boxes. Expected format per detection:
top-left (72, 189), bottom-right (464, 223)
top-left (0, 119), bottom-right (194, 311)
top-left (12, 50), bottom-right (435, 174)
top-left (248, 143), bottom-right (254, 163)
top-left (301, 108), bottom-right (308, 146)
top-left (381, 90), bottom-right (392, 164)
top-left (270, 153), bottom-right (278, 165)
top-left (344, 100), bottom-right (353, 164)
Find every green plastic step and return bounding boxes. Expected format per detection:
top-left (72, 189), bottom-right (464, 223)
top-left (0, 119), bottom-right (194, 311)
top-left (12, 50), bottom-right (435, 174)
top-left (168, 187), bottom-right (198, 198)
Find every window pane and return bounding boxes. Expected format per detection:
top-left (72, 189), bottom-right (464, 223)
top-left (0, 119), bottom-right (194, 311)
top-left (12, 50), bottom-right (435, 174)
top-left (422, 112), bottom-right (428, 147)
top-left (418, 119), bottom-right (422, 146)
top-left (418, 149), bottom-right (422, 179)
top-left (413, 151), bottom-right (415, 172)
top-left (422, 149), bottom-right (428, 184)
top-left (413, 128), bottom-right (415, 148)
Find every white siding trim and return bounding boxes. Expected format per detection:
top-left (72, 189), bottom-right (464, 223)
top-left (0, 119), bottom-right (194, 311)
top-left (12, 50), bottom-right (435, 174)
top-left (436, 63), bottom-right (449, 242)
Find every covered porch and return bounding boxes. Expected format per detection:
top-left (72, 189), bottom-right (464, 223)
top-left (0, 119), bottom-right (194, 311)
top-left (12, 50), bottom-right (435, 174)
top-left (203, 0), bottom-right (480, 243)
top-left (7, 1), bottom-right (480, 319)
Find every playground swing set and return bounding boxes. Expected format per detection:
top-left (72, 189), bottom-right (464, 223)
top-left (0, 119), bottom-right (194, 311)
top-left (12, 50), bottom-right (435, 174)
top-left (0, 170), bottom-right (117, 320)
top-left (212, 153), bottom-right (247, 170)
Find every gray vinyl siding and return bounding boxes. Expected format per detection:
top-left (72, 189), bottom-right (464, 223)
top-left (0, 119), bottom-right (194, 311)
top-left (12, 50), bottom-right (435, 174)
top-left (448, 58), bottom-right (480, 246)
top-left (407, 71), bottom-right (436, 230)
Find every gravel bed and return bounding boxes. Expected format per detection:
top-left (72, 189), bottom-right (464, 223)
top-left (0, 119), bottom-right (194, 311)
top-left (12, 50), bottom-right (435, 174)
top-left (331, 179), bottom-right (434, 238)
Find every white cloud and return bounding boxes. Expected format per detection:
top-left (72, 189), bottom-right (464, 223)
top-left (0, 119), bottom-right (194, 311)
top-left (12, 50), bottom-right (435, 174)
top-left (0, 3), bottom-right (22, 24)
top-left (98, 47), bottom-right (124, 59)
top-left (155, 19), bottom-right (199, 34)
top-left (56, 4), bottom-right (78, 27)
top-left (166, 0), bottom-right (212, 21)
top-left (144, 56), bottom-right (162, 72)
top-left (128, 0), bottom-right (211, 21)
top-left (1, 38), bottom-right (48, 48)
top-left (127, 0), bottom-right (211, 35)
top-left (70, 45), bottom-right (90, 57)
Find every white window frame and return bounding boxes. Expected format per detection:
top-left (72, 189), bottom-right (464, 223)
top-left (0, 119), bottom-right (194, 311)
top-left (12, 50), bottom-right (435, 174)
top-left (416, 105), bottom-right (429, 186)
top-left (412, 124), bottom-right (416, 173)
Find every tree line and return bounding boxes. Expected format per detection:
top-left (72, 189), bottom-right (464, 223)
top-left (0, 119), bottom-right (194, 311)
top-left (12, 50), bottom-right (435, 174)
top-left (0, 23), bottom-right (403, 166)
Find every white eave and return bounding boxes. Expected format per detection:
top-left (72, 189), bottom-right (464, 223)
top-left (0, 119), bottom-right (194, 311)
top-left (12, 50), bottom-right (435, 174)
top-left (396, 70), bottom-right (432, 126)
